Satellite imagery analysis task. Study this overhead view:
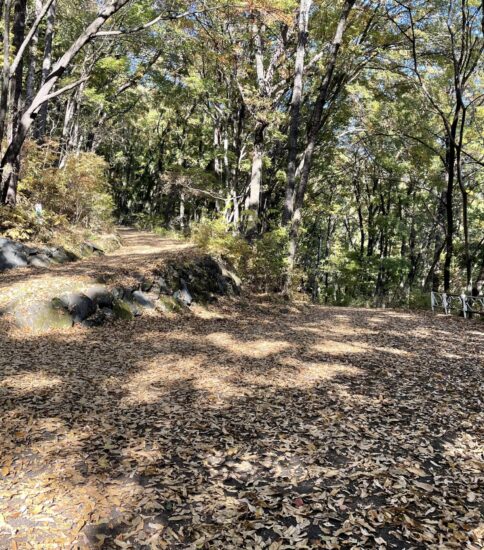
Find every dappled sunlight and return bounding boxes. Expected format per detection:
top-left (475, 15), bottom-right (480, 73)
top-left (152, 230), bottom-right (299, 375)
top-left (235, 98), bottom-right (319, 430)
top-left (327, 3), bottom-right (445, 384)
top-left (0, 296), bottom-right (482, 547)
top-left (0, 229), bottom-right (195, 315)
top-left (190, 304), bottom-right (228, 320)
top-left (121, 357), bottom-right (203, 405)
top-left (206, 331), bottom-right (292, 358)
top-left (314, 338), bottom-right (369, 354)
top-left (278, 356), bottom-right (362, 384)
top-left (0, 372), bottom-right (62, 393)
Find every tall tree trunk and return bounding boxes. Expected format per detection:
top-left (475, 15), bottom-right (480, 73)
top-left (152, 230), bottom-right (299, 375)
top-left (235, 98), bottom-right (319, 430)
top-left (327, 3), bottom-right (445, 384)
top-left (444, 130), bottom-right (457, 294)
top-left (247, 122), bottom-right (265, 214)
top-left (35, 0), bottom-right (56, 140)
top-left (4, 0), bottom-right (26, 201)
top-left (0, 0), bottom-right (11, 148)
top-left (2, 0), bottom-right (132, 205)
top-left (283, 0), bottom-right (312, 225)
top-left (284, 0), bottom-right (355, 291)
top-left (25, 0), bottom-right (42, 107)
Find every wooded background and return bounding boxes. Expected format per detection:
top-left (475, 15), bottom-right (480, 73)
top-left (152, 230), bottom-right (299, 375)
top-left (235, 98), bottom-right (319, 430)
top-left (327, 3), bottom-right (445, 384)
top-left (0, 0), bottom-right (482, 305)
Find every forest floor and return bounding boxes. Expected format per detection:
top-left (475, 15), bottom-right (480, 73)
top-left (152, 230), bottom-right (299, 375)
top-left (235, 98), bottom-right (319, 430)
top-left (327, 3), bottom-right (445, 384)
top-left (0, 230), bottom-right (483, 549)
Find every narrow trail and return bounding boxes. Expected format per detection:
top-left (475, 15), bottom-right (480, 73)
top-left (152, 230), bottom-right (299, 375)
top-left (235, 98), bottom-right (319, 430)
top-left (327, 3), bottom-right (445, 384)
top-left (0, 230), bottom-right (482, 548)
top-left (0, 228), bottom-right (195, 313)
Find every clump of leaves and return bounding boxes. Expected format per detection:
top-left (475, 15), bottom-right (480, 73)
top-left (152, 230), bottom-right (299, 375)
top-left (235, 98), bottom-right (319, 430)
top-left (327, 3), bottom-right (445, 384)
top-left (192, 217), bottom-right (288, 292)
top-left (20, 140), bottom-right (114, 231)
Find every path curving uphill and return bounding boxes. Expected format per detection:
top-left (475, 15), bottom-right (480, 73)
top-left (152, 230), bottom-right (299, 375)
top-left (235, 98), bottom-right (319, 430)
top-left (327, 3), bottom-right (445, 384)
top-left (0, 228), bottom-right (240, 331)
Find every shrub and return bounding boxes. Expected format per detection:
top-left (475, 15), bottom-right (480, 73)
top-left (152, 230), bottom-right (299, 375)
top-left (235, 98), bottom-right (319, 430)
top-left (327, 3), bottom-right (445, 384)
top-left (248, 227), bottom-right (288, 291)
top-left (19, 141), bottom-right (113, 228)
top-left (191, 217), bottom-right (288, 292)
top-left (0, 141), bottom-right (114, 241)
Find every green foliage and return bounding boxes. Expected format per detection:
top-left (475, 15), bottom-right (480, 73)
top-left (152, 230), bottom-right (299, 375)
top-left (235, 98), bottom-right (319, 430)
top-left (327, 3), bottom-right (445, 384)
top-left (1, 142), bottom-right (113, 243)
top-left (192, 217), bottom-right (288, 292)
top-left (249, 227), bottom-right (289, 291)
top-left (192, 217), bottom-right (251, 273)
top-left (20, 141), bottom-right (113, 231)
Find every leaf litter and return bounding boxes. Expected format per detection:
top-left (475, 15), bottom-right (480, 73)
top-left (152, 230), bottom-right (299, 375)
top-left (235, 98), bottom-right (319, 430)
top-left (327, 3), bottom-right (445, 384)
top-left (0, 234), bottom-right (482, 549)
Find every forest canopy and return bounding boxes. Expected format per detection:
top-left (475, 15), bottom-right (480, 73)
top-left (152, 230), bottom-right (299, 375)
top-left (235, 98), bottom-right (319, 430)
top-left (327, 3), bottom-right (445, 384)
top-left (0, 0), bottom-right (482, 305)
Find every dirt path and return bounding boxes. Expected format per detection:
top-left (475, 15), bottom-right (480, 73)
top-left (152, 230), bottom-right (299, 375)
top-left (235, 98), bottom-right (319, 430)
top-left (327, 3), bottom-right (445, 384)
top-left (0, 228), bottom-right (195, 314)
top-left (0, 231), bottom-right (483, 549)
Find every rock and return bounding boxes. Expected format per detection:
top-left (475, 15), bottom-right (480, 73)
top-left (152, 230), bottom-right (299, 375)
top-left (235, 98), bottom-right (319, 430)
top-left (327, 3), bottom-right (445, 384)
top-left (52, 292), bottom-right (97, 323)
top-left (28, 254), bottom-right (52, 268)
top-left (152, 275), bottom-right (171, 295)
top-left (48, 247), bottom-right (77, 264)
top-left (0, 238), bottom-right (29, 271)
top-left (174, 280), bottom-right (192, 306)
top-left (140, 278), bottom-right (153, 292)
top-left (81, 307), bottom-right (114, 328)
top-left (156, 295), bottom-right (183, 313)
top-left (112, 299), bottom-right (135, 320)
top-left (11, 301), bottom-right (73, 331)
top-left (82, 241), bottom-right (105, 256)
top-left (132, 290), bottom-right (156, 309)
top-left (84, 285), bottom-right (114, 308)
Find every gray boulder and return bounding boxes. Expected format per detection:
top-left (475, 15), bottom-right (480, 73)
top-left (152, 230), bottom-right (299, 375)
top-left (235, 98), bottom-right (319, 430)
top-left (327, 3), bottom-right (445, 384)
top-left (82, 241), bottom-right (104, 256)
top-left (132, 290), bottom-right (156, 309)
top-left (11, 301), bottom-right (74, 331)
top-left (52, 292), bottom-right (97, 323)
top-left (81, 307), bottom-right (114, 328)
top-left (84, 285), bottom-right (114, 308)
top-left (28, 254), bottom-right (52, 268)
top-left (48, 247), bottom-right (77, 264)
top-left (174, 279), bottom-right (192, 306)
top-left (0, 238), bottom-right (29, 271)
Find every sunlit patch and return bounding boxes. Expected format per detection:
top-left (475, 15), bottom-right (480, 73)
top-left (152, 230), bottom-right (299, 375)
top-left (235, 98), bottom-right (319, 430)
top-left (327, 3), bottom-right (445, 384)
top-left (122, 357), bottom-right (202, 404)
top-left (206, 332), bottom-right (291, 358)
top-left (443, 432), bottom-right (483, 474)
top-left (440, 352), bottom-right (462, 359)
top-left (1, 372), bottom-right (63, 393)
top-left (313, 339), bottom-right (369, 354)
top-left (190, 305), bottom-right (227, 320)
top-left (279, 356), bottom-right (361, 384)
top-left (374, 346), bottom-right (411, 356)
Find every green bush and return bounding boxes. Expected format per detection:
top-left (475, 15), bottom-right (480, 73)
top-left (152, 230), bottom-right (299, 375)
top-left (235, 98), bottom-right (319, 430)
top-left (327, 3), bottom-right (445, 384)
top-left (19, 140), bottom-right (113, 230)
top-left (249, 227), bottom-right (288, 291)
top-left (191, 217), bottom-right (288, 292)
top-left (0, 141), bottom-right (114, 242)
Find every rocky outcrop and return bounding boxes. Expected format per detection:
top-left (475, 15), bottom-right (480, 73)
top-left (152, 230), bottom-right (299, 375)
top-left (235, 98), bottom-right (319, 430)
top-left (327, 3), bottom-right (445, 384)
top-left (0, 237), bottom-right (79, 272)
top-left (5, 253), bottom-right (241, 331)
top-left (0, 235), bottom-right (122, 273)
top-left (47, 255), bottom-right (240, 328)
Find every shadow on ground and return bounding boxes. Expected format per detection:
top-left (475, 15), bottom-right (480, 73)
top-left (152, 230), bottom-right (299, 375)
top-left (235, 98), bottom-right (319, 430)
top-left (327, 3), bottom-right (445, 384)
top-left (0, 298), bottom-right (482, 549)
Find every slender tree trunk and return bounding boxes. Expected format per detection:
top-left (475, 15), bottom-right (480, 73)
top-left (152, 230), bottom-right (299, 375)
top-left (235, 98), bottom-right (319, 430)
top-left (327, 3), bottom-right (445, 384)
top-left (247, 122), bottom-right (265, 213)
top-left (0, 0), bottom-right (11, 148)
top-left (284, 0), bottom-right (355, 291)
top-left (4, 0), bottom-right (26, 201)
top-left (2, 0), bottom-right (132, 205)
top-left (444, 131), bottom-right (457, 294)
top-left (25, 0), bottom-right (42, 107)
top-left (35, 0), bottom-right (56, 140)
top-left (283, 0), bottom-right (312, 225)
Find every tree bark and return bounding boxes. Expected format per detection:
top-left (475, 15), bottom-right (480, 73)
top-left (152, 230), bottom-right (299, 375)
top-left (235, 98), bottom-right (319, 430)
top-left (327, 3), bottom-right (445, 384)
top-left (444, 131), bottom-right (457, 294)
top-left (284, 0), bottom-right (355, 291)
top-left (2, 0), bottom-right (132, 205)
top-left (4, 0), bottom-right (27, 202)
top-left (0, 0), bottom-right (12, 148)
top-left (247, 122), bottom-right (266, 213)
top-left (35, 0), bottom-right (56, 140)
top-left (25, 0), bottom-right (42, 107)
top-left (283, 0), bottom-right (312, 225)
